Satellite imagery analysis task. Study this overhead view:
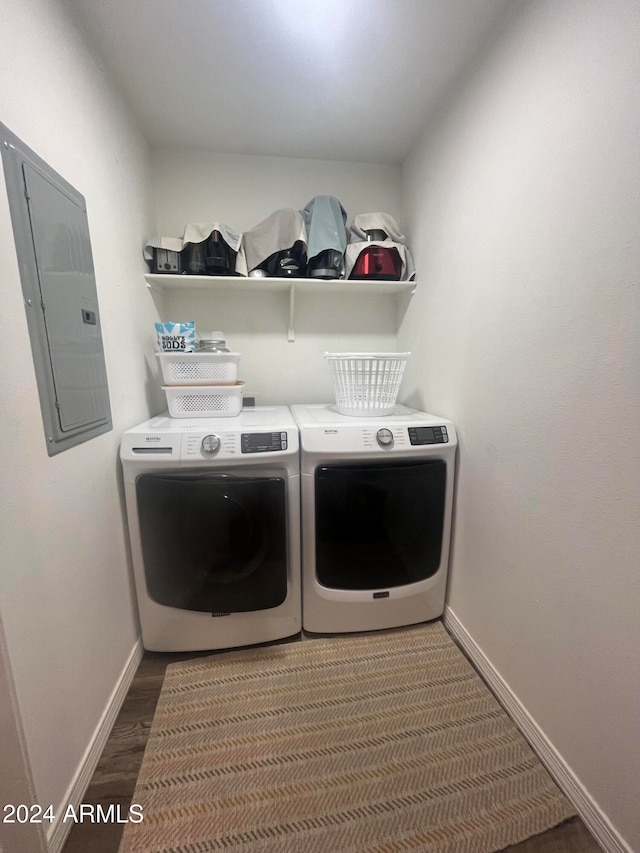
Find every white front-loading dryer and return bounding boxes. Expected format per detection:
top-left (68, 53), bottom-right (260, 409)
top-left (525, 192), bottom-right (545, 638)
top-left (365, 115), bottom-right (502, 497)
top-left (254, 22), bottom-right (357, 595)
top-left (120, 407), bottom-right (300, 651)
top-left (291, 404), bottom-right (457, 634)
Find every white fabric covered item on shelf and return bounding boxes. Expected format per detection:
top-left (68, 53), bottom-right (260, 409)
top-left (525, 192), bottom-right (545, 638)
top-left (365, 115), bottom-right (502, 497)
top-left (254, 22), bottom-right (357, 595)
top-left (242, 208), bottom-right (307, 273)
top-left (349, 212), bottom-right (408, 245)
top-left (181, 222), bottom-right (241, 252)
top-left (144, 222), bottom-right (247, 275)
top-left (143, 236), bottom-right (183, 262)
top-left (345, 212), bottom-right (416, 281)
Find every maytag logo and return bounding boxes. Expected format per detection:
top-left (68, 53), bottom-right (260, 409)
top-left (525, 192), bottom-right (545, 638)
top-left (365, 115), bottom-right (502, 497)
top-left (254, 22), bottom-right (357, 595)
top-left (323, 429), bottom-right (338, 434)
top-left (145, 436), bottom-right (161, 442)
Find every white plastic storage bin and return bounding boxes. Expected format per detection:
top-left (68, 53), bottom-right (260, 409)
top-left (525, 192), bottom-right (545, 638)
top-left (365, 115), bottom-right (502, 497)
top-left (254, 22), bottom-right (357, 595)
top-left (325, 352), bottom-right (410, 417)
top-left (156, 352), bottom-right (240, 386)
top-left (163, 382), bottom-right (245, 418)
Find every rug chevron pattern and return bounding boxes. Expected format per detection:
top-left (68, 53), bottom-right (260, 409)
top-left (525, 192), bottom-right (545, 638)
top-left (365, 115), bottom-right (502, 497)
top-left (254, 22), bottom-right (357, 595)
top-left (119, 622), bottom-right (574, 853)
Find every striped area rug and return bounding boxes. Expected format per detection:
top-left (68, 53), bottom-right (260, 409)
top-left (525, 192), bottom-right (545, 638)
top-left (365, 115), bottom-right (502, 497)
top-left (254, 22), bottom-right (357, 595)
top-left (119, 622), bottom-right (574, 853)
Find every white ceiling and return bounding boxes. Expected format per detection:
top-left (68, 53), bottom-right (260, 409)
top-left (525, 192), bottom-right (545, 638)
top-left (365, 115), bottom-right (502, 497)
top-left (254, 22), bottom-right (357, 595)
top-left (66, 0), bottom-right (515, 164)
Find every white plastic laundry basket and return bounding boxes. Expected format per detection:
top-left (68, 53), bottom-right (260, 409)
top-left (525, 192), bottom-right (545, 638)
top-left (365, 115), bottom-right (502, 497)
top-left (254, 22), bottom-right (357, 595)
top-left (325, 352), bottom-right (410, 417)
top-left (156, 352), bottom-right (240, 386)
top-left (163, 382), bottom-right (245, 418)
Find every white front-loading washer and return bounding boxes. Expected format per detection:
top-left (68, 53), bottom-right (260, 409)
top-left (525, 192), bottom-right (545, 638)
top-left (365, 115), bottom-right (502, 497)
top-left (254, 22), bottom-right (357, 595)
top-left (290, 404), bottom-right (457, 634)
top-left (120, 407), bottom-right (300, 651)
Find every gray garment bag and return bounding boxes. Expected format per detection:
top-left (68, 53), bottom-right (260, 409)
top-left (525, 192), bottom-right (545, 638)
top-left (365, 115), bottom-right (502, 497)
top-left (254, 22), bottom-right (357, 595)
top-left (302, 195), bottom-right (348, 279)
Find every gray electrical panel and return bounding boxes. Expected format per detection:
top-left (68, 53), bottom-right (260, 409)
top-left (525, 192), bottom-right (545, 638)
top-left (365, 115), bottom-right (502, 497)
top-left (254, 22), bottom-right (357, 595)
top-left (1, 122), bottom-right (112, 455)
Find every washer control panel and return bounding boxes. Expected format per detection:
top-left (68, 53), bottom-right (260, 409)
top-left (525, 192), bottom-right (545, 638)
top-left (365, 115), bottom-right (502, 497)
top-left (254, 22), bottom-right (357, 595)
top-left (241, 431), bottom-right (288, 454)
top-left (182, 430), bottom-right (294, 459)
top-left (408, 425), bottom-right (448, 445)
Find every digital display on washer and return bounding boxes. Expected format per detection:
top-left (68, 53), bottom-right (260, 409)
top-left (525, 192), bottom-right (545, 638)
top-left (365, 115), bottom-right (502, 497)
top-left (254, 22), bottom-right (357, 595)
top-left (408, 426), bottom-right (448, 445)
top-left (241, 432), bottom-right (288, 453)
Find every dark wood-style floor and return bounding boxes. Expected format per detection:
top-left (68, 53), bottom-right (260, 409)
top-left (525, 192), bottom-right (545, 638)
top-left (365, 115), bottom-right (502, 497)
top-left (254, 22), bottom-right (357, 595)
top-left (62, 639), bottom-right (602, 853)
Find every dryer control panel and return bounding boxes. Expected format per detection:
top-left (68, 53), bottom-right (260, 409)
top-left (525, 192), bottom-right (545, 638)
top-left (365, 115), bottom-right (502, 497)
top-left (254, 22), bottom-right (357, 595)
top-left (408, 425), bottom-right (448, 444)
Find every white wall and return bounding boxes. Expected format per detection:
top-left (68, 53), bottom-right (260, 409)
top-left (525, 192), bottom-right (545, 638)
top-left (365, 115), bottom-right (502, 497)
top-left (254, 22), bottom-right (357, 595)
top-left (400, 0), bottom-right (640, 849)
top-left (0, 614), bottom-right (46, 853)
top-left (0, 0), bottom-right (157, 839)
top-left (151, 148), bottom-right (403, 237)
top-left (151, 149), bottom-right (404, 404)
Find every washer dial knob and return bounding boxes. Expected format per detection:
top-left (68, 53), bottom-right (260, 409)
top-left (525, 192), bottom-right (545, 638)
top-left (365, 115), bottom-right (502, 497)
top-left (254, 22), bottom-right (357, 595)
top-left (376, 428), bottom-right (394, 448)
top-left (201, 434), bottom-right (221, 456)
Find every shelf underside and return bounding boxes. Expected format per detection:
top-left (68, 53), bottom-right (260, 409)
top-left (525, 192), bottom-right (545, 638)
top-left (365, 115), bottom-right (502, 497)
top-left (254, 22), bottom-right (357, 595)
top-left (145, 274), bottom-right (415, 296)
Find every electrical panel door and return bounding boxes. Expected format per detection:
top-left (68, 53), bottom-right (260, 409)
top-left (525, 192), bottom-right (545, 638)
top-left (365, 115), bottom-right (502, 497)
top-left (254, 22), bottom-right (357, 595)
top-left (1, 122), bottom-right (112, 454)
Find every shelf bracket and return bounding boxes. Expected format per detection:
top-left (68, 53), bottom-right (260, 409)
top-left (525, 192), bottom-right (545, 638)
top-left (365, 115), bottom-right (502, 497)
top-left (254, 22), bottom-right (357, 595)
top-left (288, 284), bottom-right (295, 342)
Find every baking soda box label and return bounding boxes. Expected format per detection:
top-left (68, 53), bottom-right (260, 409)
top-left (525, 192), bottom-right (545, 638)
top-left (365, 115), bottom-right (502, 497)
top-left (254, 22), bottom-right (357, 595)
top-left (155, 322), bottom-right (195, 352)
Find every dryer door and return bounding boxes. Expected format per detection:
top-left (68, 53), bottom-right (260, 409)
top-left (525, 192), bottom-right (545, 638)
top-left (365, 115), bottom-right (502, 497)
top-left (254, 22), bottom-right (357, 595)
top-left (136, 472), bottom-right (287, 613)
top-left (315, 460), bottom-right (446, 590)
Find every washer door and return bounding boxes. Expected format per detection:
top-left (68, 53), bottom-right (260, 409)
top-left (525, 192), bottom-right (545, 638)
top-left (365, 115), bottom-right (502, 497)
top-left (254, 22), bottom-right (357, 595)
top-left (136, 472), bottom-right (287, 613)
top-left (315, 460), bottom-right (446, 590)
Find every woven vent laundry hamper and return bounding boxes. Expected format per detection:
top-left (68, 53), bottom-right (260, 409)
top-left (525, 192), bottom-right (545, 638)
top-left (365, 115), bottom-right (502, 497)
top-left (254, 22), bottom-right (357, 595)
top-left (325, 352), bottom-right (410, 416)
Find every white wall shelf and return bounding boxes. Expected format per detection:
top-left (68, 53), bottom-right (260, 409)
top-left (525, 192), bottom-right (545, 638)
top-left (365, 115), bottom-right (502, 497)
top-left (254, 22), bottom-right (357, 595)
top-left (145, 274), bottom-right (415, 341)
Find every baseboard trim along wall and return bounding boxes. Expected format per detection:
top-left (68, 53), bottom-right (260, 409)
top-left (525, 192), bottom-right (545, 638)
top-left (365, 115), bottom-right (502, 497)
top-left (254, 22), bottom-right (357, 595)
top-left (443, 606), bottom-right (631, 853)
top-left (46, 638), bottom-right (144, 853)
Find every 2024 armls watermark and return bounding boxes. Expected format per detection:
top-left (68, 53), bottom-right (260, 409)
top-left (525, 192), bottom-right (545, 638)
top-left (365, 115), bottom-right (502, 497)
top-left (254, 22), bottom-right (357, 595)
top-left (3, 803), bottom-right (143, 824)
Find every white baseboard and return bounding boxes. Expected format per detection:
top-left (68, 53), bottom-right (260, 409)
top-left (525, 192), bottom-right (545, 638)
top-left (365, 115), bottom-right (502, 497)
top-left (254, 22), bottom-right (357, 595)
top-left (46, 638), bottom-right (144, 853)
top-left (443, 606), bottom-right (631, 853)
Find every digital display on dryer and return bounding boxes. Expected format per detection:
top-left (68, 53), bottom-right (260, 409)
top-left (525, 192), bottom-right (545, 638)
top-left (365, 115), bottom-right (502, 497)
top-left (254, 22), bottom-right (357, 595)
top-left (408, 426), bottom-right (448, 445)
top-left (241, 432), bottom-right (288, 453)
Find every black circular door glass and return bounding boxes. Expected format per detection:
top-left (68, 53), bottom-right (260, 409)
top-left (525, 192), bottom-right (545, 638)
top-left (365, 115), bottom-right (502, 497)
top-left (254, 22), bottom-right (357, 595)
top-left (137, 473), bottom-right (287, 612)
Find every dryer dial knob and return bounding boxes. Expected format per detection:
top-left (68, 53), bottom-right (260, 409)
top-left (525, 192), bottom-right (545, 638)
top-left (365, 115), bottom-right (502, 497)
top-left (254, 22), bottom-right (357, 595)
top-left (201, 434), bottom-right (221, 456)
top-left (376, 428), bottom-right (394, 448)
